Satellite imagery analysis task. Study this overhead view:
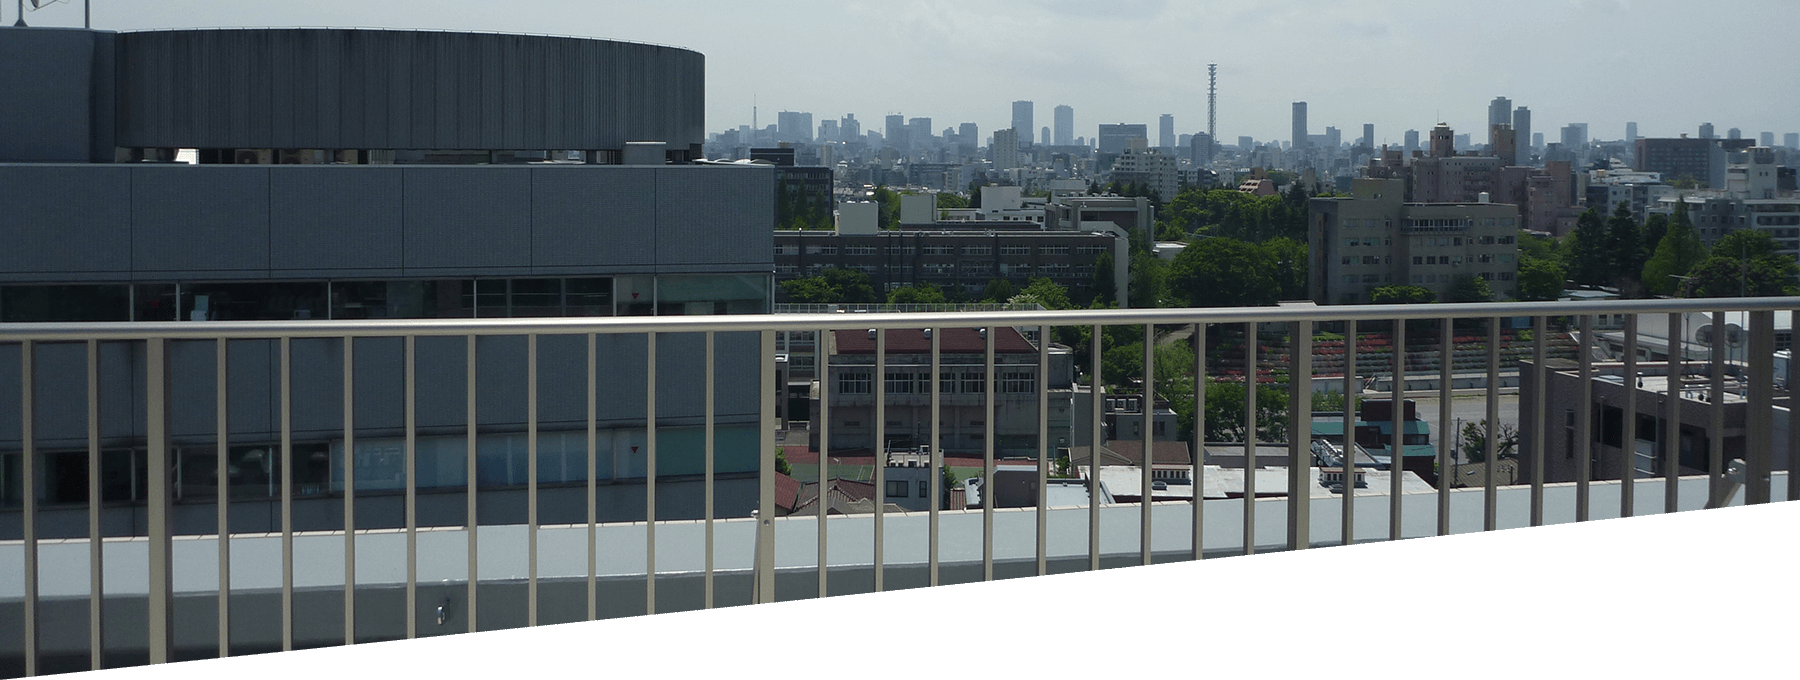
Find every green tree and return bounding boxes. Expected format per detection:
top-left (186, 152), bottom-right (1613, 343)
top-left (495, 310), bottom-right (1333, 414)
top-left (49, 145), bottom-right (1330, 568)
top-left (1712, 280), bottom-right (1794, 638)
top-left (887, 283), bottom-right (947, 304)
top-left (1090, 252), bottom-right (1117, 306)
top-left (1262, 237), bottom-right (1309, 300)
top-left (1516, 257), bottom-right (1567, 301)
top-left (872, 186), bottom-right (902, 230)
top-left (1012, 277), bottom-right (1072, 310)
top-left (1567, 207), bottom-right (1610, 287)
top-left (778, 267), bottom-right (879, 303)
top-left (775, 448), bottom-right (794, 476)
top-left (1447, 275), bottom-right (1494, 303)
top-left (981, 278), bottom-right (1016, 302)
top-left (1201, 379), bottom-right (1290, 443)
top-left (1604, 202), bottom-right (1646, 295)
top-left (1168, 237), bottom-right (1279, 307)
top-left (1368, 285), bottom-right (1435, 305)
top-left (1642, 202), bottom-right (1707, 296)
top-left (1459, 420), bottom-right (1518, 463)
top-left (1683, 230), bottom-right (1800, 298)
top-left (1128, 251), bottom-right (1168, 307)
top-left (936, 192), bottom-right (970, 210)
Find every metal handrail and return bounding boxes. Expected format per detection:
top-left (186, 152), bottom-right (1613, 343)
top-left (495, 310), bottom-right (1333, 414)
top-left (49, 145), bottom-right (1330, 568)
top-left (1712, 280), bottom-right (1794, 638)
top-left (6, 296), bottom-right (1800, 341)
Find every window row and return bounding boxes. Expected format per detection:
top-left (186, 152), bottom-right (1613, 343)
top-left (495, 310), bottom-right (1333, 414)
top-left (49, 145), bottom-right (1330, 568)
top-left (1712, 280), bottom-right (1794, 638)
top-left (836, 370), bottom-right (1036, 395)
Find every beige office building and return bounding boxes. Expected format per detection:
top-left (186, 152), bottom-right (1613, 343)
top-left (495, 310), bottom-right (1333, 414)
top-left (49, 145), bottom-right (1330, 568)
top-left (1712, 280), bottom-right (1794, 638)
top-left (1309, 178), bottom-right (1522, 304)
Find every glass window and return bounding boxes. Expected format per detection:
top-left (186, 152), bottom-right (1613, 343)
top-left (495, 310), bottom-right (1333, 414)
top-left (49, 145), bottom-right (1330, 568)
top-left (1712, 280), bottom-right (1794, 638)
top-left (839, 371), bottom-right (872, 395)
top-left (511, 278), bottom-right (563, 316)
top-left (615, 276), bottom-right (656, 316)
top-left (565, 278), bottom-right (613, 316)
top-left (183, 282), bottom-right (328, 321)
top-left (657, 274), bottom-right (769, 315)
top-left (1, 284), bottom-right (131, 322)
top-left (332, 280), bottom-right (464, 319)
top-left (960, 371), bottom-right (985, 394)
top-left (885, 371), bottom-right (914, 394)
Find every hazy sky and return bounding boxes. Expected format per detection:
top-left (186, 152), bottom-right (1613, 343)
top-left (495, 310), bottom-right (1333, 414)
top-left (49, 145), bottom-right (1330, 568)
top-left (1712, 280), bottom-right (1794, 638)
top-left (26, 0), bottom-right (1800, 146)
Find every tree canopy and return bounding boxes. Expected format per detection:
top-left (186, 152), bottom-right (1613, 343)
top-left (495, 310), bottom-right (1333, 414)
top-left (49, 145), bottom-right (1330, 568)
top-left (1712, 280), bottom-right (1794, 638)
top-left (887, 283), bottom-right (947, 304)
top-left (1167, 236), bottom-right (1306, 308)
top-left (1642, 201), bottom-right (1707, 296)
top-left (778, 268), bottom-right (878, 304)
top-left (1683, 230), bottom-right (1800, 298)
top-left (1368, 285), bottom-right (1435, 305)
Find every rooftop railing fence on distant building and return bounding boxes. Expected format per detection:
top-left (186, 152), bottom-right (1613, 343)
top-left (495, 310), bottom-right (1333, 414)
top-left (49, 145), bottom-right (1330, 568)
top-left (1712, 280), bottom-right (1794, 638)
top-left (3, 297), bottom-right (1798, 677)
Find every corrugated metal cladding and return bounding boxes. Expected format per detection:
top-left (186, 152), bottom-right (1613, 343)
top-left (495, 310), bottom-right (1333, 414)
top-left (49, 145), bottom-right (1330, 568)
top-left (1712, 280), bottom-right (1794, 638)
top-left (113, 29), bottom-right (704, 151)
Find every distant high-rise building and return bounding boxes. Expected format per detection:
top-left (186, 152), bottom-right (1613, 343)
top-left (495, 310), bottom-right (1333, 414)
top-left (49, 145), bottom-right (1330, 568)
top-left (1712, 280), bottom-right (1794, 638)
top-left (1430, 124), bottom-right (1454, 157)
top-left (993, 127), bottom-right (1020, 169)
top-left (1325, 126), bottom-right (1341, 150)
top-left (819, 119), bottom-right (838, 142)
top-left (1533, 132), bottom-right (1544, 149)
top-left (1053, 105), bottom-right (1074, 146)
top-left (1561, 124), bottom-right (1586, 150)
top-left (1513, 107), bottom-right (1531, 162)
top-left (1291, 102), bottom-right (1308, 148)
top-left (1158, 114), bottom-right (1176, 150)
top-left (909, 117), bottom-right (933, 145)
top-left (885, 114), bottom-right (907, 150)
top-left (1362, 123), bottom-right (1375, 149)
top-left (1760, 131), bottom-right (1775, 147)
top-left (1487, 96), bottom-right (1512, 151)
top-left (840, 114), bottom-right (860, 140)
top-left (1012, 101), bottom-right (1034, 148)
top-left (1625, 121), bottom-right (1638, 145)
top-left (1491, 125), bottom-right (1518, 167)
top-left (1699, 122), bottom-right (1715, 139)
top-left (959, 123), bottom-right (979, 149)
top-left (1404, 129), bottom-right (1420, 151)
top-left (1786, 133), bottom-right (1799, 149)
top-left (1040, 126), bottom-right (1051, 147)
top-left (1727, 127), bottom-right (1742, 140)
top-left (1098, 123), bottom-right (1149, 154)
top-left (1192, 132), bottom-right (1214, 162)
top-left (1238, 136), bottom-right (1254, 150)
top-left (777, 111), bottom-right (813, 142)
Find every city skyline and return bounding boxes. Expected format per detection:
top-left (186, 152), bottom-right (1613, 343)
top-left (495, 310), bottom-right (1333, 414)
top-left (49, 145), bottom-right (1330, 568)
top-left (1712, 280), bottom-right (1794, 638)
top-left (29, 0), bottom-right (1800, 148)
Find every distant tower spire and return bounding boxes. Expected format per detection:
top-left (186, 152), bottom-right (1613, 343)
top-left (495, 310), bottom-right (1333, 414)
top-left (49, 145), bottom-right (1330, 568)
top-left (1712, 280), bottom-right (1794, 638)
top-left (1207, 64), bottom-right (1217, 146)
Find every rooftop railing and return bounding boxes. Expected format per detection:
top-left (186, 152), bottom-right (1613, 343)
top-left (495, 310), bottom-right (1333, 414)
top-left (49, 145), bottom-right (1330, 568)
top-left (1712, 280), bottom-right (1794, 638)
top-left (2, 296), bottom-right (1797, 676)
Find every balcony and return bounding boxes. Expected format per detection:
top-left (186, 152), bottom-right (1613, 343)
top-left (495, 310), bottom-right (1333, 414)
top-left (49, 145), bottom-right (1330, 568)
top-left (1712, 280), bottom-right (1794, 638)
top-left (2, 298), bottom-right (1797, 677)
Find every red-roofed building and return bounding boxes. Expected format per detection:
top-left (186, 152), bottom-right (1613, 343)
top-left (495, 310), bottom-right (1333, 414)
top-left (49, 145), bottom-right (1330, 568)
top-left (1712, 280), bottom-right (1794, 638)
top-left (811, 326), bottom-right (1074, 458)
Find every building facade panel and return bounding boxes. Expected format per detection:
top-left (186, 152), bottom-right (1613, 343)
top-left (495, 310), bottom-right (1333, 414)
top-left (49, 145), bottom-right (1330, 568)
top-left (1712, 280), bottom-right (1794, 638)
top-left (530, 167), bottom-right (659, 268)
top-left (655, 167), bottom-right (776, 269)
top-left (0, 166), bottom-right (132, 279)
top-left (130, 166), bottom-right (274, 275)
top-left (270, 167), bottom-right (407, 273)
top-left (401, 166), bottom-right (535, 270)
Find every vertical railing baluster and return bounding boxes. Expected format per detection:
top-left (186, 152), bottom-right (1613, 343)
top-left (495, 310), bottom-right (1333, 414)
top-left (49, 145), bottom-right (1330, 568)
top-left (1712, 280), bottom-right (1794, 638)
top-left (982, 326), bottom-right (996, 581)
top-left (926, 326), bottom-right (939, 586)
top-left (20, 340), bottom-right (37, 677)
top-left (146, 338), bottom-right (172, 664)
top-left (645, 332), bottom-right (657, 612)
top-left (215, 339), bottom-right (230, 654)
top-left (1036, 325), bottom-right (1050, 576)
top-left (1140, 323), bottom-right (1154, 566)
top-left (1790, 308), bottom-right (1800, 504)
top-left (1436, 318), bottom-right (1452, 536)
top-left (1286, 317), bottom-right (1311, 551)
top-left (1622, 317), bottom-right (1639, 517)
top-left (90, 340), bottom-right (106, 668)
top-left (820, 328), bottom-right (832, 595)
top-left (1707, 311), bottom-right (1725, 507)
top-left (1243, 322), bottom-right (1257, 556)
top-left (1191, 323), bottom-right (1206, 561)
top-left (703, 332), bottom-right (716, 609)
top-left (343, 337), bottom-right (356, 645)
top-left (586, 333), bottom-right (597, 621)
top-left (873, 328), bottom-right (886, 592)
top-left (1576, 315), bottom-right (1593, 522)
top-left (464, 336), bottom-right (478, 632)
top-left (755, 330), bottom-right (777, 604)
top-left (1389, 320), bottom-right (1405, 541)
top-left (1483, 317), bottom-right (1500, 531)
top-left (403, 336), bottom-right (417, 638)
top-left (1343, 320), bottom-right (1357, 546)
top-left (1530, 316), bottom-right (1547, 527)
top-left (526, 334), bottom-right (539, 627)
top-left (1664, 314), bottom-right (1681, 514)
top-left (281, 337), bottom-right (295, 650)
top-left (1746, 311), bottom-right (1774, 505)
top-left (1089, 324), bottom-right (1102, 571)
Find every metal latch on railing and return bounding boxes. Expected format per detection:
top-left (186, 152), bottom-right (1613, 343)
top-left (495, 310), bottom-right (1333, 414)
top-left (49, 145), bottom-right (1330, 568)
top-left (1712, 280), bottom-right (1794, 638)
top-left (1705, 459), bottom-right (1748, 510)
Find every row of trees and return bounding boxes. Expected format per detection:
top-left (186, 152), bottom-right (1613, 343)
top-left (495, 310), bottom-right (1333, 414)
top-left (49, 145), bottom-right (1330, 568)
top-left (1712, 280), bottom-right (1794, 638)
top-left (1553, 201), bottom-right (1798, 299)
top-left (777, 268), bottom-right (1077, 308)
top-left (1155, 185), bottom-right (1311, 243)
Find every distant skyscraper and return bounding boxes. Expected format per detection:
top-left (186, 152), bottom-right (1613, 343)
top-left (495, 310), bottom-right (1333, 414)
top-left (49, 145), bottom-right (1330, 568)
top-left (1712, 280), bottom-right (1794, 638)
top-left (1238, 136), bottom-right (1254, 150)
top-left (1698, 122), bottom-right (1715, 139)
top-left (1513, 107), bottom-right (1531, 161)
top-left (1012, 101), bottom-right (1034, 148)
top-left (1483, 94), bottom-right (1512, 148)
top-left (777, 111), bottom-right (813, 142)
top-left (1561, 124), bottom-right (1586, 152)
top-left (1040, 126), bottom-right (1050, 147)
top-left (1362, 123), bottom-right (1375, 148)
top-left (1625, 121), bottom-right (1638, 145)
top-left (1053, 105), bottom-right (1074, 146)
top-left (1727, 127), bottom-right (1742, 140)
top-left (1787, 133), bottom-right (1799, 149)
top-left (1533, 132), bottom-right (1544, 149)
top-left (1098, 123), bottom-right (1148, 154)
top-left (1760, 131), bottom-right (1775, 147)
top-left (958, 122), bottom-right (978, 148)
top-left (1404, 129), bottom-right (1420, 151)
top-left (1158, 114), bottom-right (1176, 150)
top-left (819, 118), bottom-right (838, 142)
top-left (840, 114), bottom-right (860, 140)
top-left (908, 117), bottom-right (933, 146)
top-left (992, 127), bottom-right (1020, 169)
top-left (1192, 132), bottom-right (1214, 162)
top-left (884, 113), bottom-right (906, 146)
top-left (1325, 126), bottom-right (1341, 150)
top-left (1291, 102), bottom-right (1308, 148)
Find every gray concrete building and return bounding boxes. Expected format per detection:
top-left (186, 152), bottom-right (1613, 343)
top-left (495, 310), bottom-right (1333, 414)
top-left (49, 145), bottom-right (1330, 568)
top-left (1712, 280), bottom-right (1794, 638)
top-left (1309, 178), bottom-right (1521, 304)
top-left (0, 27), bottom-right (775, 544)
